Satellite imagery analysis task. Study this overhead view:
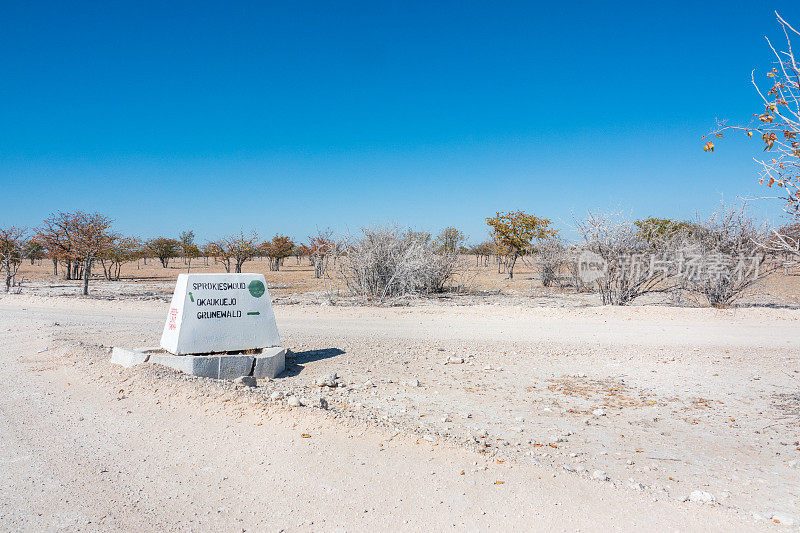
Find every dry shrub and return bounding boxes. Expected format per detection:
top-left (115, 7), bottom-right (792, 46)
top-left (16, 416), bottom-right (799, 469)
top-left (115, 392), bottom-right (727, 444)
top-left (338, 226), bottom-right (460, 300)
top-left (678, 205), bottom-right (774, 307)
top-left (573, 211), bottom-right (676, 305)
top-left (574, 206), bottom-right (776, 307)
top-left (535, 238), bottom-right (568, 287)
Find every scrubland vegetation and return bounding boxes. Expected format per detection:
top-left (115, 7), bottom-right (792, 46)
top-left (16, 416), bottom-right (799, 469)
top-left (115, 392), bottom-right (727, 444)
top-left (1, 203), bottom-right (798, 309)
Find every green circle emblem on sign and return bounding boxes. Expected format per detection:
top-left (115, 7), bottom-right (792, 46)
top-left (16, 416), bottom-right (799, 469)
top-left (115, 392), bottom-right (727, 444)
top-left (248, 280), bottom-right (265, 298)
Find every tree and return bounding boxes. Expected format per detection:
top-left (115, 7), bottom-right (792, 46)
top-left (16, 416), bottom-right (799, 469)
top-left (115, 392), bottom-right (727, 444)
top-left (218, 231), bottom-right (259, 273)
top-left (486, 211), bottom-right (557, 279)
top-left (291, 244), bottom-right (306, 265)
top-left (23, 238), bottom-right (44, 265)
top-left (309, 229), bottom-right (337, 279)
top-left (0, 226), bottom-right (27, 292)
top-left (435, 227), bottom-right (467, 254)
top-left (706, 13), bottom-right (800, 252)
top-left (634, 218), bottom-right (694, 246)
top-left (147, 237), bottom-right (181, 268)
top-left (472, 241), bottom-right (495, 266)
top-left (71, 212), bottom-right (115, 295)
top-left (101, 236), bottom-right (142, 281)
top-left (38, 212), bottom-right (78, 278)
top-left (179, 231), bottom-right (200, 272)
top-left (262, 234), bottom-right (294, 271)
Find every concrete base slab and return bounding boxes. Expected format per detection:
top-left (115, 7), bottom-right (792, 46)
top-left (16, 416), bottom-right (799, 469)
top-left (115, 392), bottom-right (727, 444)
top-left (110, 346), bottom-right (157, 368)
top-left (149, 353), bottom-right (254, 380)
top-left (253, 347), bottom-right (286, 379)
top-left (111, 345), bottom-right (285, 380)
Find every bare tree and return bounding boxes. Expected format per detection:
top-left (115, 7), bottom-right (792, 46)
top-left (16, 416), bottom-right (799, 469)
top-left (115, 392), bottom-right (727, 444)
top-left (309, 229), bottom-right (337, 279)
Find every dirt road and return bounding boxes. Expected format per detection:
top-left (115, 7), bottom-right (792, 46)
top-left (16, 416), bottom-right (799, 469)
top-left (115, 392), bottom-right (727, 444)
top-left (1, 294), bottom-right (795, 531)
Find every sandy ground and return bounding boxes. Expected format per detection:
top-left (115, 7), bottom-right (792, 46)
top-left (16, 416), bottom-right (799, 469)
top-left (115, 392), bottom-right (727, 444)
top-left (1, 291), bottom-right (798, 531)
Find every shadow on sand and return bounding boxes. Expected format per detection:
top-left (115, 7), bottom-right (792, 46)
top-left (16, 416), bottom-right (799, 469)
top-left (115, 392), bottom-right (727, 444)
top-left (280, 348), bottom-right (345, 377)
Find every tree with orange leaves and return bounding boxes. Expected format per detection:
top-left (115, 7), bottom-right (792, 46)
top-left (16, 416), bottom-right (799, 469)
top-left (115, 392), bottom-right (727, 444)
top-left (486, 211), bottom-right (557, 279)
top-left (262, 234), bottom-right (294, 271)
top-left (706, 12), bottom-right (800, 253)
top-left (71, 212), bottom-right (115, 295)
top-left (37, 211), bottom-right (78, 278)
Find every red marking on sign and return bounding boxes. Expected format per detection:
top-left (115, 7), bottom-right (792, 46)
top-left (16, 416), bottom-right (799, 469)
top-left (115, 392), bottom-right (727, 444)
top-left (168, 308), bottom-right (178, 330)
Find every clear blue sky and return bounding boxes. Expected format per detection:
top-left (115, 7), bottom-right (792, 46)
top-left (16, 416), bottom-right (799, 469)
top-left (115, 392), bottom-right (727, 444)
top-left (2, 1), bottom-right (799, 243)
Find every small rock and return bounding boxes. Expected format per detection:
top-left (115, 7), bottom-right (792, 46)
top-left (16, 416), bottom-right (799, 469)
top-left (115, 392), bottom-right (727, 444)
top-left (562, 464), bottom-right (577, 472)
top-left (462, 413), bottom-right (472, 419)
top-left (447, 356), bottom-right (465, 364)
top-left (686, 490), bottom-right (715, 503)
top-left (317, 397), bottom-right (329, 410)
top-left (628, 482), bottom-right (645, 491)
top-left (270, 391), bottom-right (284, 401)
top-left (593, 408), bottom-right (606, 416)
top-left (592, 470), bottom-right (609, 481)
top-left (315, 373), bottom-right (338, 387)
top-left (407, 379), bottom-right (421, 387)
top-left (363, 380), bottom-right (374, 388)
top-left (770, 512), bottom-right (798, 526)
top-left (286, 396), bottom-right (302, 407)
top-left (441, 416), bottom-right (452, 423)
top-left (233, 376), bottom-right (257, 388)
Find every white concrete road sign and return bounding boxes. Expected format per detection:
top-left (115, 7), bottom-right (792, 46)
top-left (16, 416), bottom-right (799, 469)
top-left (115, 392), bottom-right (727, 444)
top-left (160, 273), bottom-right (281, 355)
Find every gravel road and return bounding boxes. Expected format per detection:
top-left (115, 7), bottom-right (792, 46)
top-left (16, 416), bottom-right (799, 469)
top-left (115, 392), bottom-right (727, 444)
top-left (1, 294), bottom-right (796, 531)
